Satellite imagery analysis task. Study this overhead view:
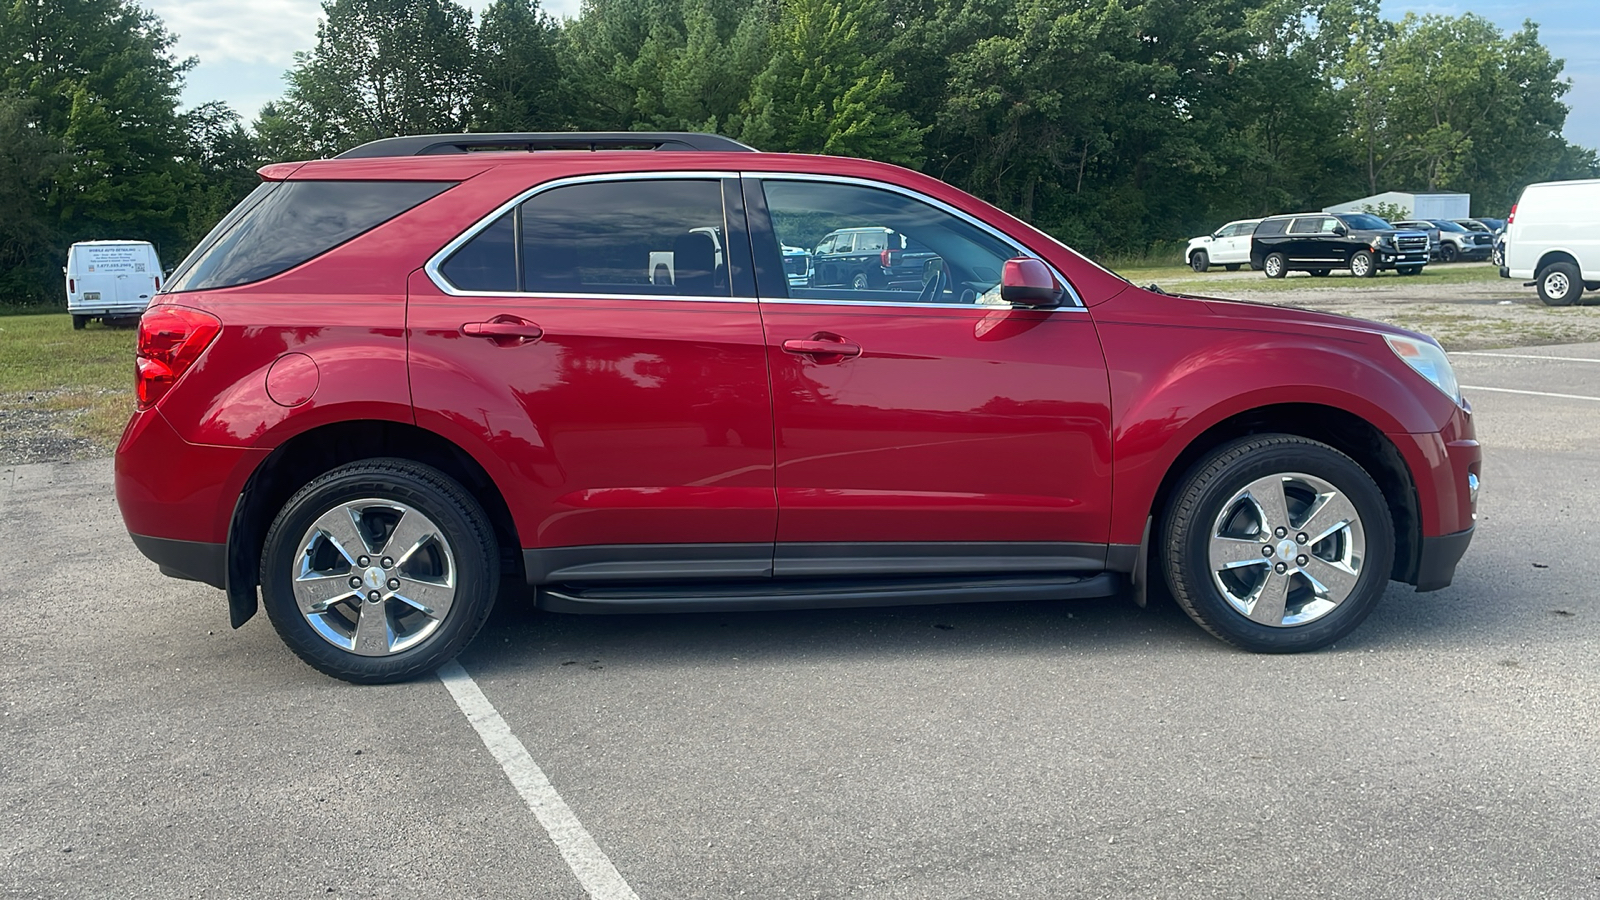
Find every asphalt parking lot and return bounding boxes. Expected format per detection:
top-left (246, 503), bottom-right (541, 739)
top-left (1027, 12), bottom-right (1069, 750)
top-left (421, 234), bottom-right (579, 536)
top-left (3, 345), bottom-right (1598, 899)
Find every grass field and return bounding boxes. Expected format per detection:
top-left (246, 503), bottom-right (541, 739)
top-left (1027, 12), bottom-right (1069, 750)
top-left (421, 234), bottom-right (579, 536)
top-left (1111, 260), bottom-right (1506, 294)
top-left (0, 314), bottom-right (136, 454)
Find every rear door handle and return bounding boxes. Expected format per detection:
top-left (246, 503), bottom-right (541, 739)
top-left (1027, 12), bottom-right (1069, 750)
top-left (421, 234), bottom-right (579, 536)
top-left (462, 317), bottom-right (543, 345)
top-left (782, 336), bottom-right (862, 360)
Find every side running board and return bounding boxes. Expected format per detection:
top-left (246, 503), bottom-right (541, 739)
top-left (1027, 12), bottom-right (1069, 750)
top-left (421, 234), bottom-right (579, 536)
top-left (538, 572), bottom-right (1122, 614)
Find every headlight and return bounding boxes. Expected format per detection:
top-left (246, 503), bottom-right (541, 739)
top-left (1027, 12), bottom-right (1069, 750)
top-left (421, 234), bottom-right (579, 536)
top-left (1386, 335), bottom-right (1462, 403)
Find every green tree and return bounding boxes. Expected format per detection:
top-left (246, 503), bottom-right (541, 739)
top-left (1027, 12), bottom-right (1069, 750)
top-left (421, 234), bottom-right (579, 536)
top-left (740, 0), bottom-right (924, 165)
top-left (0, 92), bottom-right (63, 303)
top-left (265, 0), bottom-right (478, 159)
top-left (475, 0), bottom-right (565, 130)
top-left (0, 0), bottom-right (199, 300)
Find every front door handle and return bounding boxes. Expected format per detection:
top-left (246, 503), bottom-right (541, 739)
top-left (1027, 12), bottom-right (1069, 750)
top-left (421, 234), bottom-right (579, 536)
top-left (782, 335), bottom-right (862, 360)
top-left (462, 316), bottom-right (543, 346)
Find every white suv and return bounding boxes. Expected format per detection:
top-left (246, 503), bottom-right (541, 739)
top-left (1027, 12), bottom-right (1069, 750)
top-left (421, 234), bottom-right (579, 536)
top-left (1185, 219), bottom-right (1260, 272)
top-left (1503, 178), bottom-right (1600, 305)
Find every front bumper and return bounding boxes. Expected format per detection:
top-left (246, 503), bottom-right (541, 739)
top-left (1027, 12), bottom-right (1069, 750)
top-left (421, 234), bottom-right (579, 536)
top-left (1414, 526), bottom-right (1474, 592)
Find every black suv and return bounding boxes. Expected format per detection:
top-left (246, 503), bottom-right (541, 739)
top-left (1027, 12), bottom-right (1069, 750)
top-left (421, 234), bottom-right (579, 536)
top-left (1251, 213), bottom-right (1430, 278)
top-left (810, 226), bottom-right (940, 291)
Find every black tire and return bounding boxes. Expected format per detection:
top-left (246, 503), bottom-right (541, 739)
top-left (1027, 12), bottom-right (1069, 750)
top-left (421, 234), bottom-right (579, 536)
top-left (1263, 253), bottom-right (1287, 279)
top-left (1161, 435), bottom-right (1394, 653)
top-left (71, 315), bottom-right (87, 330)
top-left (1309, 269), bottom-right (1330, 277)
top-left (1536, 261), bottom-right (1583, 306)
top-left (1397, 265), bottom-right (1423, 276)
top-left (1440, 243), bottom-right (1458, 263)
top-left (1224, 264), bottom-right (1241, 271)
top-left (260, 458), bottom-right (500, 684)
top-left (1349, 250), bottom-right (1377, 278)
top-left (1190, 251), bottom-right (1210, 273)
top-left (851, 271), bottom-right (871, 291)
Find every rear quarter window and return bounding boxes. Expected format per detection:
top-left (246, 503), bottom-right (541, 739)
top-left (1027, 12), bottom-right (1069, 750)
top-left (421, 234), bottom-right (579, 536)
top-left (166, 180), bottom-right (453, 292)
top-left (1254, 219), bottom-right (1289, 236)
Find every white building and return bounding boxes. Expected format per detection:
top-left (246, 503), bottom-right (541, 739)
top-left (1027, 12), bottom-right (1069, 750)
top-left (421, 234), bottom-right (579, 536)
top-left (1322, 191), bottom-right (1471, 219)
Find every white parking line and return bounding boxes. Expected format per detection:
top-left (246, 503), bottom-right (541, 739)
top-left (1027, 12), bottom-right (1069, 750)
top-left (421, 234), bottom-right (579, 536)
top-left (1461, 385), bottom-right (1600, 402)
top-left (1455, 352), bottom-right (1600, 364)
top-left (438, 662), bottom-right (641, 900)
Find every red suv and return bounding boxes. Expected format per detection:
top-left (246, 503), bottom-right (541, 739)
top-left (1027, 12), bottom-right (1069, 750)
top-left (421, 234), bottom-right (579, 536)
top-left (116, 132), bottom-right (1480, 683)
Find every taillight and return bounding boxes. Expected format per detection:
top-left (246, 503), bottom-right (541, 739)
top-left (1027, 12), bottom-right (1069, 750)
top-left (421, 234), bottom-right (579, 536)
top-left (136, 306), bottom-right (221, 409)
top-left (1507, 203), bottom-right (1517, 224)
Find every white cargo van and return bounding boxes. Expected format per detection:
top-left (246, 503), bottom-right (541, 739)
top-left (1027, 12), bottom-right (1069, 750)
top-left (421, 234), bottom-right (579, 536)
top-left (1501, 179), bottom-right (1600, 305)
top-left (64, 240), bottom-right (163, 329)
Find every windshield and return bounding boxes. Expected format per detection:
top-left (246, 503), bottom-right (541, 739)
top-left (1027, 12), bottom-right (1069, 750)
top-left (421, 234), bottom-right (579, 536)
top-left (1430, 220), bottom-right (1469, 233)
top-left (1340, 214), bottom-right (1391, 231)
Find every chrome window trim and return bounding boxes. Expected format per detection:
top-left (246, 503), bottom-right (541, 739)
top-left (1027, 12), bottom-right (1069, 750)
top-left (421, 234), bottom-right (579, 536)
top-left (425, 171), bottom-right (741, 300)
top-left (745, 171), bottom-right (1086, 312)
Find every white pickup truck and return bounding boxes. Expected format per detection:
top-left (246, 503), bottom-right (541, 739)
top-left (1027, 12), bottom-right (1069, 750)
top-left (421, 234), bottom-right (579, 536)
top-left (65, 241), bottom-right (163, 329)
top-left (1185, 219), bottom-right (1261, 272)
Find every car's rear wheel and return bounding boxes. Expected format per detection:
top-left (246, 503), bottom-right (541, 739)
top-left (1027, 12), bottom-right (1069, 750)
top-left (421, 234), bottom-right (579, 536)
top-left (851, 272), bottom-right (871, 291)
top-left (71, 315), bottom-right (87, 330)
top-left (1160, 435), bottom-right (1394, 653)
top-left (1350, 250), bottom-right (1377, 278)
top-left (260, 458), bottom-right (500, 684)
top-left (1263, 253), bottom-right (1287, 279)
top-left (1440, 243), bottom-right (1459, 263)
top-left (1491, 246), bottom-right (1504, 267)
top-left (1536, 261), bottom-right (1582, 306)
top-left (1190, 251), bottom-right (1209, 273)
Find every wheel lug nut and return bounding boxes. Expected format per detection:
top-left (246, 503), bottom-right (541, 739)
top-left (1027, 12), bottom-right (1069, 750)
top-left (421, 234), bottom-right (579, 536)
top-left (349, 577), bottom-right (361, 588)
top-left (1274, 527), bottom-right (1287, 538)
top-left (367, 590), bottom-right (381, 603)
top-left (1274, 562), bottom-right (1287, 574)
top-left (1296, 555), bottom-right (1308, 566)
top-left (357, 556), bottom-right (370, 567)
top-left (1296, 533), bottom-right (1308, 544)
top-left (388, 579), bottom-right (400, 590)
top-left (381, 557), bottom-right (393, 568)
top-left (1262, 545), bottom-right (1275, 557)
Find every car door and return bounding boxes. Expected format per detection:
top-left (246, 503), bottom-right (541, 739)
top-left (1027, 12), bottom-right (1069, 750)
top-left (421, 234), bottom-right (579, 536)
top-left (744, 174), bottom-right (1113, 576)
top-left (1214, 223), bottom-right (1246, 263)
top-left (407, 174), bottom-right (778, 581)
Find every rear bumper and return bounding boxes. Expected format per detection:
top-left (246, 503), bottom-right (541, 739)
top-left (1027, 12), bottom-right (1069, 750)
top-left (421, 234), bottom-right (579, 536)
top-left (1414, 526), bottom-right (1474, 592)
top-left (128, 533), bottom-right (227, 589)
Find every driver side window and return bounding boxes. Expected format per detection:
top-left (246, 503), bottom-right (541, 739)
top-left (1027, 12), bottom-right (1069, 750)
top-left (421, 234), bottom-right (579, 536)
top-left (758, 179), bottom-right (1021, 305)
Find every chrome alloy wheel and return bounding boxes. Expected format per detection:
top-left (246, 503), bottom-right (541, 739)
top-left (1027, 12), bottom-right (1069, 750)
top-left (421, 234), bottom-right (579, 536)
top-left (1264, 256), bottom-right (1283, 278)
top-left (1206, 472), bottom-right (1366, 627)
top-left (1350, 254), bottom-right (1372, 277)
top-left (292, 498), bottom-right (458, 656)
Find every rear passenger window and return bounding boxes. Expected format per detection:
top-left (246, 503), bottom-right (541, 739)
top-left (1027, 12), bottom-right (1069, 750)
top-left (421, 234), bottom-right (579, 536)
top-left (524, 180), bottom-right (728, 296)
top-left (167, 181), bottom-right (452, 292)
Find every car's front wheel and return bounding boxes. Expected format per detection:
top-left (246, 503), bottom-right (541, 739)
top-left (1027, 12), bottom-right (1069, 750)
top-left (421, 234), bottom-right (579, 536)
top-left (1536, 261), bottom-right (1583, 306)
top-left (1190, 251), bottom-right (1209, 273)
top-left (260, 459), bottom-right (500, 684)
top-left (1263, 253), bottom-right (1287, 279)
top-left (1350, 250), bottom-right (1377, 278)
top-left (1160, 435), bottom-right (1394, 653)
top-left (1440, 243), bottom-right (1459, 263)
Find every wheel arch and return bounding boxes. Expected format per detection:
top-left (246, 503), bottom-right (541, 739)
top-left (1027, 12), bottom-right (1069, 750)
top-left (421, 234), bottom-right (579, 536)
top-left (1144, 403), bottom-right (1423, 585)
top-left (224, 420), bottom-right (522, 628)
top-left (1535, 249), bottom-right (1580, 273)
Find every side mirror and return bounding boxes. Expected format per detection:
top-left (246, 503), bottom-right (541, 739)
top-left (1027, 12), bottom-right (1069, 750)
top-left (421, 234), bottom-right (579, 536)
top-left (1333, 224), bottom-right (1348, 236)
top-left (1000, 257), bottom-right (1063, 308)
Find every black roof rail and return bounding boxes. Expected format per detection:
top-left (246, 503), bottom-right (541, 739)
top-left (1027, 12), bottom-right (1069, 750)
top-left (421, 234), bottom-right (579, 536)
top-left (334, 132), bottom-right (757, 159)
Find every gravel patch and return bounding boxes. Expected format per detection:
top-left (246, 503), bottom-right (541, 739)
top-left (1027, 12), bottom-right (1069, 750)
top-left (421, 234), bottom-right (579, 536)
top-left (0, 392), bottom-right (102, 465)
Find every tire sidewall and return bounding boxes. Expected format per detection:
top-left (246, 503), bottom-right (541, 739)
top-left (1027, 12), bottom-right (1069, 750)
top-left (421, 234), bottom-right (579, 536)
top-left (1538, 264), bottom-right (1578, 306)
top-left (1350, 251), bottom-right (1374, 277)
top-left (260, 460), bottom-right (500, 683)
top-left (1163, 439), bottom-right (1395, 653)
top-left (1191, 251), bottom-right (1209, 273)
top-left (1264, 254), bottom-right (1286, 278)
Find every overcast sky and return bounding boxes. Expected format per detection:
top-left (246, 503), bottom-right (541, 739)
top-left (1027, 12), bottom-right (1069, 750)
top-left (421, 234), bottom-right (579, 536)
top-left (147, 0), bottom-right (1599, 151)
